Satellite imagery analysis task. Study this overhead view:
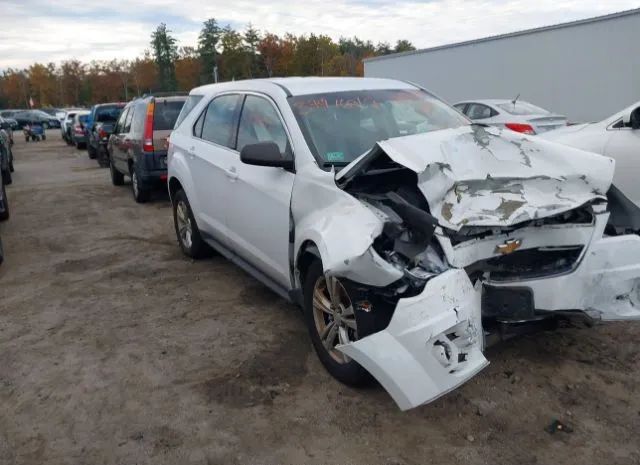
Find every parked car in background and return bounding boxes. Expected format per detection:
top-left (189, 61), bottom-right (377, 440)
top-left (0, 123), bottom-right (13, 183)
top-left (86, 103), bottom-right (126, 164)
top-left (541, 101), bottom-right (640, 207)
top-left (71, 111), bottom-right (90, 149)
top-left (108, 93), bottom-right (187, 202)
top-left (0, 110), bottom-right (21, 119)
top-left (61, 109), bottom-right (84, 144)
top-left (40, 108), bottom-right (61, 118)
top-left (4, 118), bottom-right (18, 130)
top-left (0, 117), bottom-right (14, 146)
top-left (453, 99), bottom-right (567, 135)
top-left (167, 77), bottom-right (640, 411)
top-left (13, 110), bottom-right (60, 129)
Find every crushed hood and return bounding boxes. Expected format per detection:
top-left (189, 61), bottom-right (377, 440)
top-left (338, 125), bottom-right (615, 231)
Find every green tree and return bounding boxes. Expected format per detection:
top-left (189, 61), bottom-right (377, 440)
top-left (219, 25), bottom-right (249, 81)
top-left (198, 18), bottom-right (221, 84)
top-left (243, 23), bottom-right (262, 78)
top-left (394, 39), bottom-right (416, 53)
top-left (151, 23), bottom-right (178, 91)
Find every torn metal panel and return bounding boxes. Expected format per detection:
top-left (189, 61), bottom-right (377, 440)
top-left (339, 125), bottom-right (615, 231)
top-left (337, 269), bottom-right (488, 411)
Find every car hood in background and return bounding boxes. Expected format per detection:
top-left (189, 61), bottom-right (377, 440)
top-left (337, 125), bottom-right (614, 231)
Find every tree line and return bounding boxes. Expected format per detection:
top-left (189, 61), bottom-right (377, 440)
top-left (0, 19), bottom-right (415, 108)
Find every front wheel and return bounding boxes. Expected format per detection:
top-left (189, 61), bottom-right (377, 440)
top-left (303, 260), bottom-right (371, 386)
top-left (172, 189), bottom-right (212, 258)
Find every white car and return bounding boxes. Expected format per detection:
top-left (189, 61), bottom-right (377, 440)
top-left (454, 99), bottom-right (567, 135)
top-left (167, 77), bottom-right (640, 411)
top-left (541, 101), bottom-right (640, 206)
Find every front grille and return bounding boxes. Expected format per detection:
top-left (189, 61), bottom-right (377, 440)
top-left (468, 246), bottom-right (583, 282)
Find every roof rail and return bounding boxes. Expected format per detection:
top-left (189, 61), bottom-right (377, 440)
top-left (140, 91), bottom-right (189, 98)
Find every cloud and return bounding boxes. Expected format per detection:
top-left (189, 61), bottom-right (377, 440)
top-left (0, 0), bottom-right (637, 68)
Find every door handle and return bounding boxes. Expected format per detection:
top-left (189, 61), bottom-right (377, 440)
top-left (187, 146), bottom-right (196, 159)
top-left (225, 166), bottom-right (239, 180)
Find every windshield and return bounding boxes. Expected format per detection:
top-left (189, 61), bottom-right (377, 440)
top-left (95, 105), bottom-right (123, 122)
top-left (496, 101), bottom-right (549, 115)
top-left (289, 89), bottom-right (468, 165)
top-left (78, 114), bottom-right (89, 124)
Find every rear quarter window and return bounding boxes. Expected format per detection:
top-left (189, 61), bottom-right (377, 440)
top-left (153, 100), bottom-right (186, 130)
top-left (173, 95), bottom-right (203, 129)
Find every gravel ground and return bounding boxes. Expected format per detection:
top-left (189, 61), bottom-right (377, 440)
top-left (0, 131), bottom-right (639, 465)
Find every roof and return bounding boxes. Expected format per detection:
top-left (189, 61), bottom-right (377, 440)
top-left (190, 77), bottom-right (417, 97)
top-left (365, 7), bottom-right (640, 63)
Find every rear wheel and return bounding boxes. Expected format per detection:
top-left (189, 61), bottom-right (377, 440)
top-left (42, 134), bottom-right (46, 141)
top-left (97, 147), bottom-right (109, 168)
top-left (303, 260), bottom-right (371, 386)
top-left (2, 169), bottom-right (11, 186)
top-left (172, 189), bottom-right (212, 258)
top-left (109, 157), bottom-right (124, 186)
top-left (131, 166), bottom-right (150, 203)
top-left (0, 181), bottom-right (9, 221)
top-left (88, 144), bottom-right (97, 159)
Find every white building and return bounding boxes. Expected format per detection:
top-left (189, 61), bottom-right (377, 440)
top-left (364, 8), bottom-right (640, 122)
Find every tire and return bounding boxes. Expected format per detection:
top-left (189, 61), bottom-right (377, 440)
top-left (303, 260), bottom-right (372, 387)
top-left (42, 134), bottom-right (46, 141)
top-left (25, 138), bottom-right (29, 143)
top-left (31, 136), bottom-right (36, 141)
top-left (109, 158), bottom-right (124, 186)
top-left (0, 181), bottom-right (9, 221)
top-left (97, 147), bottom-right (109, 168)
top-left (88, 144), bottom-right (97, 159)
top-left (130, 165), bottom-right (150, 203)
top-left (2, 169), bottom-right (11, 186)
top-left (8, 149), bottom-right (14, 172)
top-left (172, 189), bottom-right (212, 258)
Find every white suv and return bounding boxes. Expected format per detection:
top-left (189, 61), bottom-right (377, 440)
top-left (168, 77), bottom-right (640, 411)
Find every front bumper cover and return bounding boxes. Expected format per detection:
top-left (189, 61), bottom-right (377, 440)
top-left (337, 215), bottom-right (640, 410)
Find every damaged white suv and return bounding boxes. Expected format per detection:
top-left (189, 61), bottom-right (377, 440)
top-left (168, 77), bottom-right (640, 411)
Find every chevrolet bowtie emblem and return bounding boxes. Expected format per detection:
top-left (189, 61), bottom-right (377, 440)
top-left (495, 238), bottom-right (522, 255)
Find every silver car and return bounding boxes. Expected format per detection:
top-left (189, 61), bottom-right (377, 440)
top-left (454, 99), bottom-right (567, 135)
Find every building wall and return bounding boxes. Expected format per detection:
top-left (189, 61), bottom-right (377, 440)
top-left (365, 12), bottom-right (640, 122)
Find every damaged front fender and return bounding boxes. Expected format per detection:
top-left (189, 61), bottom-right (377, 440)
top-left (337, 269), bottom-right (488, 410)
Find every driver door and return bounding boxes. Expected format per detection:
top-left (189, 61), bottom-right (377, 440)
top-left (225, 94), bottom-right (295, 289)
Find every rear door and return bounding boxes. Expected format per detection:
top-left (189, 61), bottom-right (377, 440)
top-left (225, 94), bottom-right (296, 288)
top-left (109, 107), bottom-right (130, 172)
top-left (189, 94), bottom-right (243, 245)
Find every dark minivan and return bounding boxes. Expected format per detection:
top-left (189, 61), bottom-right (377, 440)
top-left (107, 94), bottom-right (187, 203)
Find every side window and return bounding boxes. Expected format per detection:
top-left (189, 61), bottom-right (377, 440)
top-left (200, 94), bottom-right (242, 148)
top-left (237, 95), bottom-right (290, 155)
top-left (466, 103), bottom-right (493, 120)
top-left (123, 106), bottom-right (134, 132)
top-left (193, 110), bottom-right (205, 138)
top-left (115, 108), bottom-right (129, 133)
top-left (453, 103), bottom-right (467, 114)
top-left (132, 103), bottom-right (146, 135)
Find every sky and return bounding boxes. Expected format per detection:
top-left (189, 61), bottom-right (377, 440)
top-left (0, 0), bottom-right (638, 68)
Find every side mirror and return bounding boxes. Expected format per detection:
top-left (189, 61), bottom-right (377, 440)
top-left (240, 142), bottom-right (294, 170)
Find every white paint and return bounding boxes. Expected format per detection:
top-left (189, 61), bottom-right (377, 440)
top-left (541, 101), bottom-right (640, 206)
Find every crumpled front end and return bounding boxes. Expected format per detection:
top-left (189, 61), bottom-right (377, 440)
top-left (294, 125), bottom-right (640, 411)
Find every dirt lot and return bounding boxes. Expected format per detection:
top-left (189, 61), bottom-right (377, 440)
top-left (0, 131), bottom-right (639, 465)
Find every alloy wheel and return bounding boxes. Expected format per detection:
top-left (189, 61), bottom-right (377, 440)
top-left (312, 275), bottom-right (358, 364)
top-left (176, 200), bottom-right (193, 249)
